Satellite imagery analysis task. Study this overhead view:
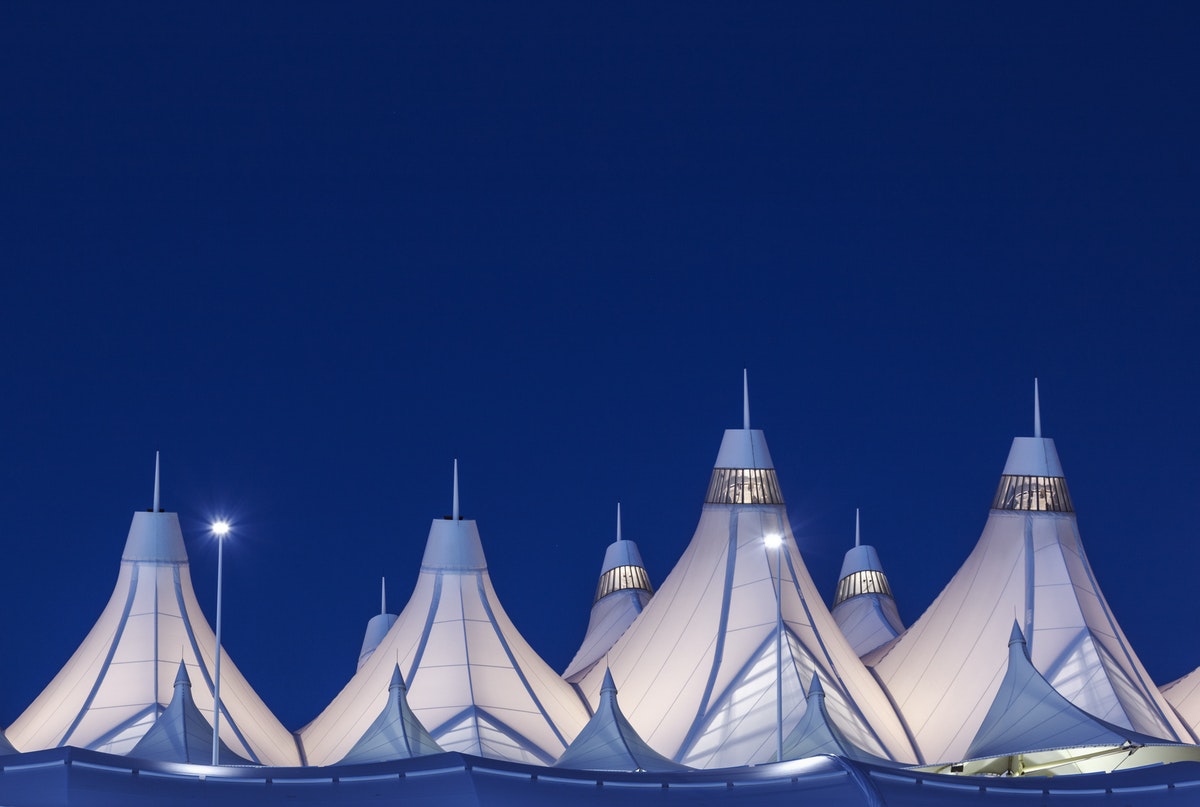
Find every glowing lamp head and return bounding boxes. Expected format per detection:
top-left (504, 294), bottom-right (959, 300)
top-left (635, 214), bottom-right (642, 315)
top-left (764, 532), bottom-right (784, 550)
top-left (211, 520), bottom-right (231, 538)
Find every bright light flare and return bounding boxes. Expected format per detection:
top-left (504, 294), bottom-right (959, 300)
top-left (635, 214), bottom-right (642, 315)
top-left (764, 532), bottom-right (784, 549)
top-left (211, 519), bottom-right (231, 538)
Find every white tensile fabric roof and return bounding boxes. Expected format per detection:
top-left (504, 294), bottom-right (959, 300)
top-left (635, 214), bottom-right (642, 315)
top-left (129, 661), bottom-right (246, 765)
top-left (868, 422), bottom-right (1192, 764)
top-left (574, 422), bottom-right (917, 769)
top-left (300, 471), bottom-right (589, 766)
top-left (1161, 669), bottom-right (1200, 740)
top-left (338, 665), bottom-right (444, 764)
top-left (6, 471), bottom-right (299, 765)
top-left (562, 506), bottom-right (653, 683)
top-left (554, 669), bottom-right (688, 772)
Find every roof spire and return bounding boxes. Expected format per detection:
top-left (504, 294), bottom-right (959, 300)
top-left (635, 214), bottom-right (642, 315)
top-left (616, 502), bottom-right (622, 541)
top-left (153, 451), bottom-right (160, 512)
top-left (1033, 378), bottom-right (1042, 438)
top-left (855, 508), bottom-right (860, 548)
top-left (452, 459), bottom-right (459, 520)
top-left (743, 368), bottom-right (750, 429)
top-left (381, 577), bottom-right (387, 615)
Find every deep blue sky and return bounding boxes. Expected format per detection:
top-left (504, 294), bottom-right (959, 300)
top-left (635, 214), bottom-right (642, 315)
top-left (1, 4), bottom-right (1198, 732)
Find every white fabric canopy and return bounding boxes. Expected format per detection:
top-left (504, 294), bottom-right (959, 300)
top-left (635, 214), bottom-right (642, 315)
top-left (868, 433), bottom-right (1191, 764)
top-left (574, 428), bottom-right (916, 769)
top-left (7, 507), bottom-right (299, 765)
top-left (300, 515), bottom-right (589, 765)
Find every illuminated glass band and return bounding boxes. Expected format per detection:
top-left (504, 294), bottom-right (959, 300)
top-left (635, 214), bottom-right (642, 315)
top-left (833, 570), bottom-right (894, 606)
top-left (991, 475), bottom-right (1074, 513)
top-left (705, 468), bottom-right (784, 505)
top-left (594, 564), bottom-right (654, 603)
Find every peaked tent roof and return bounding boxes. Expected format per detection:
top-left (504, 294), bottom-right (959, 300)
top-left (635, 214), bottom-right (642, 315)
top-left (338, 665), bottom-right (444, 765)
top-left (966, 624), bottom-right (1166, 761)
top-left (299, 462), bottom-right (590, 766)
top-left (781, 675), bottom-right (895, 765)
top-left (554, 669), bottom-right (687, 772)
top-left (830, 511), bottom-right (904, 658)
top-left (562, 504), bottom-right (654, 683)
top-left (574, 376), bottom-right (916, 769)
top-left (7, 457), bottom-right (299, 765)
top-left (868, 384), bottom-right (1192, 763)
top-left (128, 661), bottom-right (247, 765)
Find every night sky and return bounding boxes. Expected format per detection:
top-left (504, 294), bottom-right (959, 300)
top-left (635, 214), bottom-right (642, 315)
top-left (2, 4), bottom-right (1198, 733)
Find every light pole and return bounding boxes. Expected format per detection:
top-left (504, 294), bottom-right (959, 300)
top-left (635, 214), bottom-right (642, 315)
top-left (764, 531), bottom-right (784, 763)
top-left (210, 519), bottom-right (231, 766)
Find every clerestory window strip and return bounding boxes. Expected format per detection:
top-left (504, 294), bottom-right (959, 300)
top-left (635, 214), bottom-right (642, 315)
top-left (991, 474), bottom-right (1074, 513)
top-left (594, 565), bottom-right (654, 603)
top-left (705, 468), bottom-right (785, 505)
top-left (834, 570), bottom-right (894, 606)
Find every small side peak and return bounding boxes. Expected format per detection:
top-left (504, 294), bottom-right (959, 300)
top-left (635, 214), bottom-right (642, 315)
top-left (616, 502), bottom-right (622, 542)
top-left (1009, 620), bottom-right (1027, 647)
top-left (153, 451), bottom-right (161, 512)
top-left (381, 577), bottom-right (387, 615)
top-left (174, 659), bottom-right (190, 688)
top-left (1034, 378), bottom-right (1042, 438)
top-left (601, 667), bottom-right (618, 695)
top-left (452, 459), bottom-right (459, 521)
top-left (389, 664), bottom-right (406, 693)
top-left (854, 508), bottom-right (860, 548)
top-left (743, 368), bottom-right (750, 430)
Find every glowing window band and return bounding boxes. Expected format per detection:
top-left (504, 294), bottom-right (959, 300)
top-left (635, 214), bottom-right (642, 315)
top-left (594, 565), bottom-right (654, 603)
top-left (705, 468), bottom-right (785, 505)
top-left (991, 475), bottom-right (1074, 513)
top-left (834, 570), bottom-right (894, 606)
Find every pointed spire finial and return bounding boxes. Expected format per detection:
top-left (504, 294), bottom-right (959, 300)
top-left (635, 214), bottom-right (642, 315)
top-left (1033, 378), bottom-right (1042, 438)
top-left (616, 502), bottom-right (622, 542)
top-left (1009, 620), bottom-right (1027, 647)
top-left (381, 577), bottom-right (387, 615)
top-left (743, 368), bottom-right (750, 430)
top-left (153, 451), bottom-right (161, 512)
top-left (601, 667), bottom-right (618, 696)
top-left (855, 508), bottom-right (860, 548)
top-left (389, 664), bottom-right (406, 693)
top-left (452, 459), bottom-right (459, 521)
top-left (174, 659), bottom-right (191, 688)
top-left (807, 673), bottom-right (825, 700)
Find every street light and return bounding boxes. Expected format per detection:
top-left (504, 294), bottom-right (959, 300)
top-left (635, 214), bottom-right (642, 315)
top-left (210, 519), bottom-right (230, 766)
top-left (764, 531), bottom-right (784, 763)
